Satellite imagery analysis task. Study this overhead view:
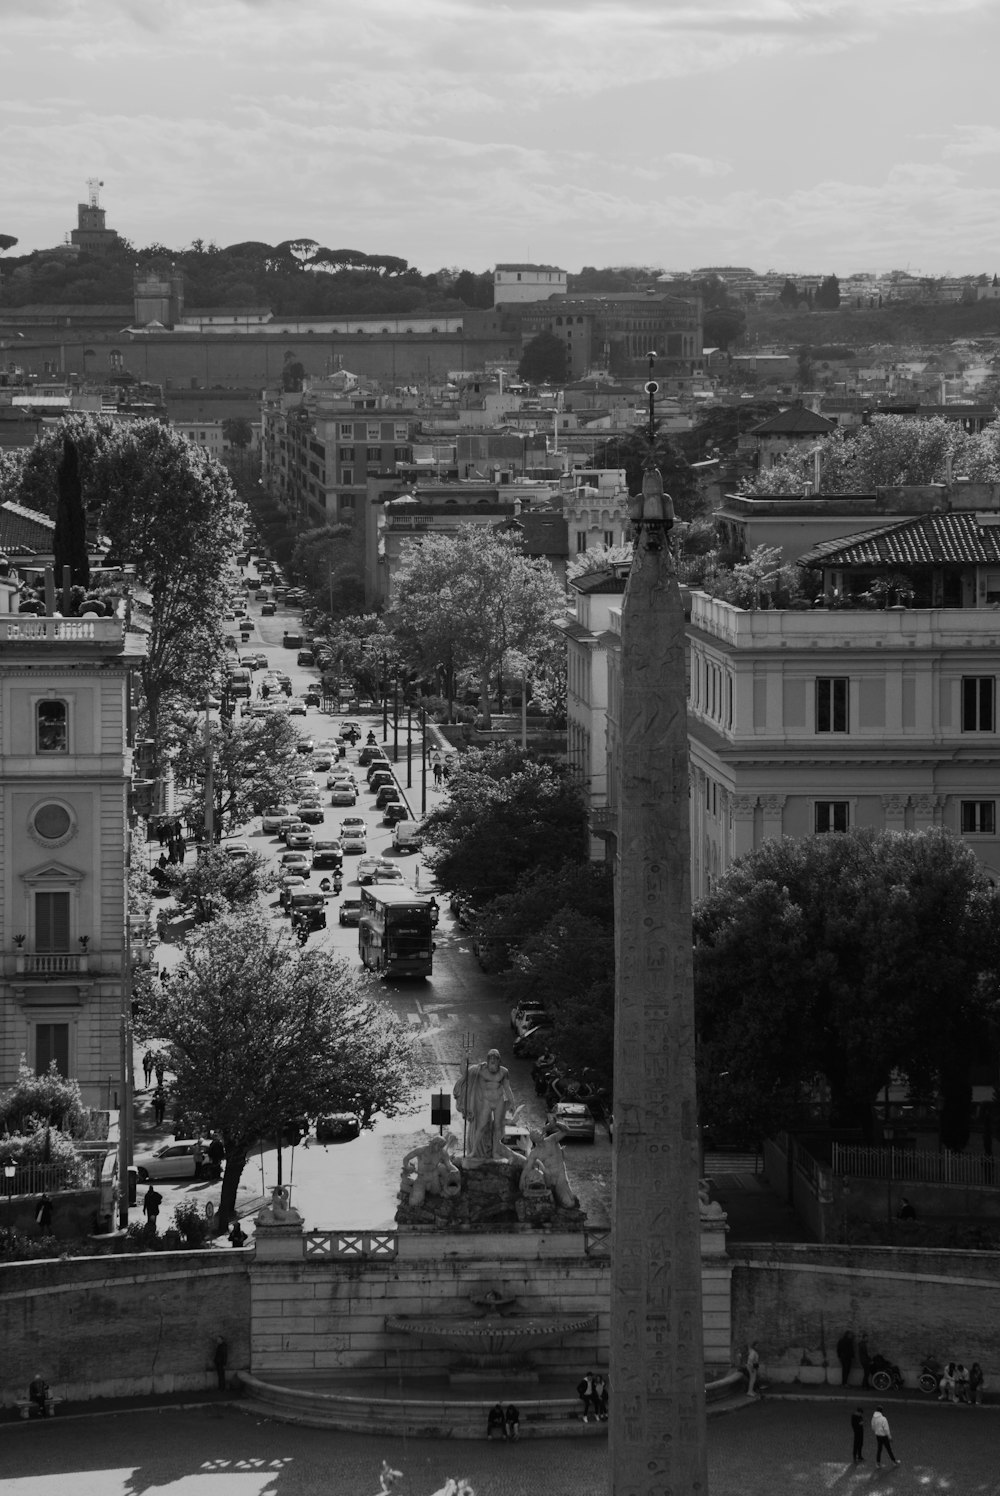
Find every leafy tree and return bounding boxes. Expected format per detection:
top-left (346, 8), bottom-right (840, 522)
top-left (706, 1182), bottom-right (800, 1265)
top-left (703, 305), bottom-right (746, 350)
top-left (389, 527), bottom-right (564, 725)
top-left (694, 829), bottom-right (1000, 1142)
top-left (701, 543), bottom-right (801, 608)
top-left (474, 860), bottom-right (614, 971)
top-left (53, 435), bottom-right (90, 590)
top-left (452, 269), bottom-right (493, 308)
top-left (291, 521), bottom-right (364, 617)
top-left (169, 710), bottom-right (305, 836)
top-left (422, 745), bottom-right (587, 903)
top-left (815, 274), bottom-right (841, 310)
top-left (313, 612), bottom-right (405, 706)
top-left (163, 846), bottom-right (275, 924)
top-left (137, 907), bottom-right (419, 1231)
top-left (518, 331), bottom-right (568, 385)
top-left (796, 346), bottom-right (815, 389)
top-left (222, 417), bottom-right (253, 450)
top-left (0, 234), bottom-right (17, 253)
top-left (779, 278), bottom-right (800, 308)
top-left (0, 1058), bottom-right (87, 1135)
top-left (591, 430), bottom-right (699, 521)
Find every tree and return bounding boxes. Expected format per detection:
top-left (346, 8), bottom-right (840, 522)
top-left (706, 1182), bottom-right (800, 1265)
top-left (796, 346), bottom-right (815, 390)
top-left (702, 305), bottom-right (746, 350)
top-left (221, 417), bottom-right (253, 450)
top-left (169, 710), bottom-right (305, 836)
top-left (421, 745), bottom-right (588, 903)
top-left (517, 331), bottom-right (568, 385)
top-left (389, 527), bottom-right (564, 726)
top-left (452, 269), bottom-right (493, 308)
top-left (53, 435), bottom-right (90, 590)
top-left (815, 274), bottom-right (841, 310)
top-left (290, 521), bottom-right (364, 617)
top-left (138, 908), bottom-right (419, 1231)
top-left (163, 846), bottom-right (274, 924)
top-left (779, 278), bottom-right (800, 308)
top-left (0, 234), bottom-right (18, 253)
top-left (694, 829), bottom-right (1000, 1142)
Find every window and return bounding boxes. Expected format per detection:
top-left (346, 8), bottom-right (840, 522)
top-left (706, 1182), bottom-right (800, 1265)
top-left (366, 447), bottom-right (382, 461)
top-left (576, 533), bottom-right (588, 553)
top-left (394, 424), bottom-right (409, 441)
top-left (814, 801), bottom-right (849, 834)
top-left (961, 800), bottom-right (996, 834)
top-left (603, 531), bottom-right (614, 547)
top-left (816, 677), bottom-right (849, 733)
top-left (341, 468), bottom-right (353, 485)
top-left (962, 676), bottom-right (995, 732)
top-left (33, 803), bottom-right (72, 842)
top-left (339, 423), bottom-right (353, 439)
top-left (35, 891), bottom-right (70, 951)
top-left (35, 1023), bottom-right (69, 1077)
top-left (338, 447), bottom-right (354, 462)
top-left (367, 423), bottom-right (380, 441)
top-left (36, 700), bottom-right (68, 753)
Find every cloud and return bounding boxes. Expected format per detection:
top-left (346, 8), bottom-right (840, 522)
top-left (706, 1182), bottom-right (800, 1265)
top-left (943, 125), bottom-right (1000, 159)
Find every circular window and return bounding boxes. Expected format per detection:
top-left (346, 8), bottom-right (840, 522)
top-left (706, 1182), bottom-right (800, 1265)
top-left (34, 803), bottom-right (72, 841)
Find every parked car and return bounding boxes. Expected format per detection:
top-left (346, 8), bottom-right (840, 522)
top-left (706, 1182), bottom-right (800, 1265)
top-left (315, 1112), bottom-right (361, 1143)
top-left (311, 839), bottom-right (344, 870)
top-left (357, 857), bottom-right (379, 885)
top-left (511, 1001), bottom-right (548, 1038)
top-left (546, 1100), bottom-right (597, 1143)
top-left (339, 898), bottom-right (362, 926)
top-left (303, 686), bottom-right (321, 704)
top-left (392, 818), bottom-right (422, 850)
top-left (296, 649), bottom-right (315, 667)
top-left (261, 601), bottom-right (276, 616)
top-left (384, 802), bottom-right (409, 826)
top-left (135, 1139), bottom-right (207, 1182)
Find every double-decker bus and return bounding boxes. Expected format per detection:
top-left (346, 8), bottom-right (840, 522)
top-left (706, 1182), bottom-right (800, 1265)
top-left (358, 885), bottom-right (435, 978)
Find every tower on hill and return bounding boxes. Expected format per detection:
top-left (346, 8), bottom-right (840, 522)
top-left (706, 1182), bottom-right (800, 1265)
top-left (69, 179), bottom-right (120, 256)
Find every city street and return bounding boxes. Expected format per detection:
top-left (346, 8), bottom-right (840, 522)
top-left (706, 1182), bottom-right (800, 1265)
top-left (133, 574), bottom-right (612, 1236)
top-left (5, 1399), bottom-right (1000, 1495)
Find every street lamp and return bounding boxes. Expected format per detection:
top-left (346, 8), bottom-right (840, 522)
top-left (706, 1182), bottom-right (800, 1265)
top-left (3, 1161), bottom-right (15, 1201)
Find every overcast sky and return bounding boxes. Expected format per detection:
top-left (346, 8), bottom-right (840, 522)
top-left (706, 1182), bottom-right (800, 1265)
top-left (3, 0), bottom-right (999, 278)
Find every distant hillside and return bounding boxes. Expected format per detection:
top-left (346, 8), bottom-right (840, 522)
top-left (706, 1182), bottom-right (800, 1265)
top-left (747, 299), bottom-right (1000, 348)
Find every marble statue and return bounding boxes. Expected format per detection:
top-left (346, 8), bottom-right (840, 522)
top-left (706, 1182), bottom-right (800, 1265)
top-left (255, 1184), bottom-right (302, 1226)
top-left (698, 1178), bottom-right (727, 1223)
top-left (519, 1127), bottom-right (576, 1209)
top-left (453, 1048), bottom-right (515, 1158)
top-left (401, 1134), bottom-right (462, 1206)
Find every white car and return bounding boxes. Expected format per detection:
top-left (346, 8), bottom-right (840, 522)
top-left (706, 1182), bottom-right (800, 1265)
top-left (262, 805), bottom-right (292, 833)
top-left (136, 1139), bottom-right (207, 1181)
top-left (224, 840), bottom-right (252, 859)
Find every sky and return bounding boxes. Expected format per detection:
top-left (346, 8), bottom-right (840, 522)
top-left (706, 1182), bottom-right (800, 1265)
top-left (3, 0), bottom-right (1000, 278)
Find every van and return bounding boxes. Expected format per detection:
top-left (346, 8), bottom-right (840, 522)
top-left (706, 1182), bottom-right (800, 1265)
top-left (283, 631), bottom-right (303, 650)
top-left (229, 668), bottom-right (252, 699)
top-left (393, 819), bottom-right (422, 852)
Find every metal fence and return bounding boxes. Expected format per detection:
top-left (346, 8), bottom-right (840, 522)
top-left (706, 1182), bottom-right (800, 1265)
top-left (0, 1158), bottom-right (103, 1198)
top-left (833, 1143), bottom-right (1000, 1187)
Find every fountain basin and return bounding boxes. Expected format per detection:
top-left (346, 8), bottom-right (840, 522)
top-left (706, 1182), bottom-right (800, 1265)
top-left (385, 1312), bottom-right (597, 1356)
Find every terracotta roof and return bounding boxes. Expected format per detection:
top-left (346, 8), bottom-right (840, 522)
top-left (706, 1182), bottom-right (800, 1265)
top-left (0, 500), bottom-right (55, 553)
top-left (751, 406), bottom-right (836, 436)
top-left (801, 511), bottom-right (1000, 568)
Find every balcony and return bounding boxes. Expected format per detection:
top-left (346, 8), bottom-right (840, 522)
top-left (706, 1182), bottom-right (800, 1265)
top-left (689, 592), bottom-right (1000, 653)
top-left (0, 618), bottom-right (125, 645)
top-left (11, 952), bottom-right (89, 976)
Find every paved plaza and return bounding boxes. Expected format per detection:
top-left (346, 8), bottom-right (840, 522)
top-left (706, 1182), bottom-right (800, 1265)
top-left (3, 1400), bottom-right (1000, 1496)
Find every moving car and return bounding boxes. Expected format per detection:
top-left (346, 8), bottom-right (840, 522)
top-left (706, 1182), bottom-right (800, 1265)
top-left (384, 803), bottom-right (409, 827)
top-left (279, 850), bottom-right (312, 876)
top-left (311, 839), bottom-right (344, 870)
top-left (296, 736), bottom-right (316, 755)
top-left (311, 754), bottom-right (333, 772)
top-left (375, 785), bottom-right (401, 810)
top-left (281, 820), bottom-right (310, 844)
top-left (296, 802), bottom-right (325, 825)
top-left (340, 826), bottom-right (367, 854)
top-left (357, 857), bottom-right (379, 885)
top-left (339, 898), bottom-right (362, 926)
top-left (287, 892), bottom-right (327, 929)
top-left (330, 785), bottom-right (357, 806)
top-left (261, 602), bottom-right (276, 616)
top-left (286, 826), bottom-right (316, 851)
top-left (278, 875), bottom-right (308, 908)
top-left (315, 1112), bottom-right (361, 1143)
top-left (296, 649), bottom-right (315, 667)
top-left (368, 770), bottom-right (394, 792)
top-left (223, 840), bottom-right (252, 859)
top-left (135, 1139), bottom-right (207, 1181)
top-left (304, 688), bottom-right (321, 707)
top-left (288, 701), bottom-right (307, 717)
top-left (374, 864), bottom-right (405, 884)
top-left (357, 745), bottom-right (384, 766)
top-left (546, 1101), bottom-right (597, 1143)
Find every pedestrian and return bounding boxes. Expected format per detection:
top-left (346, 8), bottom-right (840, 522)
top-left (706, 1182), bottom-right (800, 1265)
top-left (35, 1192), bottom-right (53, 1234)
top-left (228, 1222), bottom-right (248, 1248)
top-left (433, 762), bottom-right (442, 787)
top-left (504, 1403), bottom-right (520, 1440)
top-left (744, 1341), bottom-right (760, 1396)
top-left (969, 1361), bottom-right (985, 1404)
top-left (207, 1136), bottom-right (225, 1180)
top-left (442, 760), bottom-right (452, 782)
top-left (850, 1405), bottom-right (865, 1463)
top-left (898, 1196), bottom-right (916, 1220)
top-left (212, 1336), bottom-right (229, 1391)
top-left (152, 1087), bottom-right (166, 1126)
top-left (155, 1057), bottom-right (165, 1088)
top-left (142, 1050), bottom-right (155, 1087)
top-left (577, 1371), bottom-right (598, 1421)
top-left (939, 1362), bottom-right (956, 1402)
top-left (486, 1402), bottom-right (507, 1440)
top-left (167, 843), bottom-right (177, 866)
top-left (871, 1406), bottom-right (900, 1466)
top-left (858, 1332), bottom-right (872, 1390)
top-left (174, 818), bottom-right (183, 841)
top-left (142, 1183), bottom-right (162, 1233)
top-left (176, 836), bottom-right (186, 865)
top-left (593, 1372), bottom-right (608, 1420)
top-left (156, 819), bottom-right (168, 848)
top-left (836, 1330), bottom-right (855, 1386)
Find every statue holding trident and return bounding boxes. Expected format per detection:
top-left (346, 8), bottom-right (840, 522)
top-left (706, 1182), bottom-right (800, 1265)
top-left (453, 1048), bottom-right (515, 1158)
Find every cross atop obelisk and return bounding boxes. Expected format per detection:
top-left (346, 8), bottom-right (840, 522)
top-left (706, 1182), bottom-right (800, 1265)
top-left (609, 352), bottom-right (709, 1495)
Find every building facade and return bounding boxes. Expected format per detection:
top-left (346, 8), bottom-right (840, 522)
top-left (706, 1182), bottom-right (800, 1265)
top-left (494, 264), bottom-right (568, 306)
top-left (0, 600), bottom-right (144, 1108)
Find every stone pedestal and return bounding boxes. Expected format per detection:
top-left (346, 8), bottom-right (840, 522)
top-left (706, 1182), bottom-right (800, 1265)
top-left (253, 1223), bottom-right (308, 1261)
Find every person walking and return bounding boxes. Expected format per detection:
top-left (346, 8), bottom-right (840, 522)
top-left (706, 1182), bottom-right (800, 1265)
top-left (207, 1136), bottom-right (225, 1181)
top-left (577, 1371), bottom-right (598, 1421)
top-left (836, 1330), bottom-right (855, 1386)
top-left (35, 1193), bottom-right (53, 1234)
top-left (871, 1407), bottom-right (900, 1467)
top-left (744, 1341), bottom-right (760, 1396)
top-left (155, 1057), bottom-right (165, 1088)
top-left (142, 1050), bottom-right (155, 1088)
top-left (212, 1337), bottom-right (229, 1391)
top-left (142, 1184), bottom-right (162, 1234)
top-left (593, 1373), bottom-right (608, 1420)
top-left (176, 835), bottom-right (186, 865)
top-left (504, 1403), bottom-right (520, 1441)
top-left (969, 1361), bottom-right (985, 1405)
top-left (850, 1405), bottom-right (865, 1463)
top-left (152, 1086), bottom-right (166, 1126)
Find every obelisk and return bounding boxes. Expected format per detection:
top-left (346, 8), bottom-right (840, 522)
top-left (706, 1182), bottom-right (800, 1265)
top-left (609, 387), bottom-right (708, 1492)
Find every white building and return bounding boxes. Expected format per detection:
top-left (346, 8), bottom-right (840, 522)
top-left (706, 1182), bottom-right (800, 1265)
top-left (494, 264), bottom-right (568, 306)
